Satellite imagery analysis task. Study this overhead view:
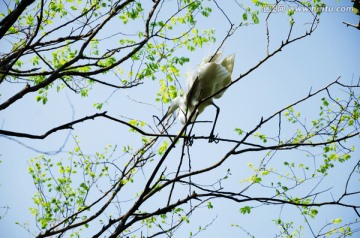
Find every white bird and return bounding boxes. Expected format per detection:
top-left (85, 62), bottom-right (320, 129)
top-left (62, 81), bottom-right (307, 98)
top-left (160, 52), bottom-right (235, 142)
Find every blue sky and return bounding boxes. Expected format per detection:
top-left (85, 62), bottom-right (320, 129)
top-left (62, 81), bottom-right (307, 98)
top-left (0, 0), bottom-right (360, 237)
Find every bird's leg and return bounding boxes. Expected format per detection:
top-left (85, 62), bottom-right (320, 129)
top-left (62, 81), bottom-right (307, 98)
top-left (184, 111), bottom-right (199, 146)
top-left (209, 102), bottom-right (220, 143)
top-left (185, 122), bottom-right (196, 146)
top-left (185, 134), bottom-right (194, 146)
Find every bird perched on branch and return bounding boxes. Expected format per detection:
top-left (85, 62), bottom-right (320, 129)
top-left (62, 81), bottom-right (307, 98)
top-left (159, 52), bottom-right (235, 143)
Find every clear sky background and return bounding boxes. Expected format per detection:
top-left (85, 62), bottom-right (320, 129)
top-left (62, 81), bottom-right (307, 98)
top-left (0, 0), bottom-right (360, 237)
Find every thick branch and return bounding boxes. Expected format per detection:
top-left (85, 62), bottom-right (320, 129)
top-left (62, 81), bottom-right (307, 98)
top-left (0, 112), bottom-right (107, 139)
top-left (0, 0), bottom-right (35, 39)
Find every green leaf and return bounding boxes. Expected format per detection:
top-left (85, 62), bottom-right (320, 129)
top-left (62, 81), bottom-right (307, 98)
top-left (287, 9), bottom-right (295, 16)
top-left (240, 206), bottom-right (252, 214)
top-left (251, 175), bottom-right (261, 183)
top-left (332, 218), bottom-right (342, 224)
top-left (158, 141), bottom-right (169, 155)
top-left (322, 98), bottom-right (329, 106)
top-left (310, 209), bottom-right (318, 218)
top-left (234, 128), bottom-right (243, 135)
top-left (242, 12), bottom-right (248, 21)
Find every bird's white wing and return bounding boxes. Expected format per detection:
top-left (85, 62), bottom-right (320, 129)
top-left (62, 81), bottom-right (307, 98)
top-left (184, 54), bottom-right (234, 112)
top-left (187, 52), bottom-right (229, 95)
top-left (213, 54), bottom-right (235, 99)
top-left (213, 76), bottom-right (231, 99)
top-left (186, 62), bottom-right (229, 105)
top-left (186, 76), bottom-right (200, 107)
top-left (198, 62), bottom-right (230, 86)
top-left (221, 54), bottom-right (235, 74)
top-left (185, 70), bottom-right (198, 92)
